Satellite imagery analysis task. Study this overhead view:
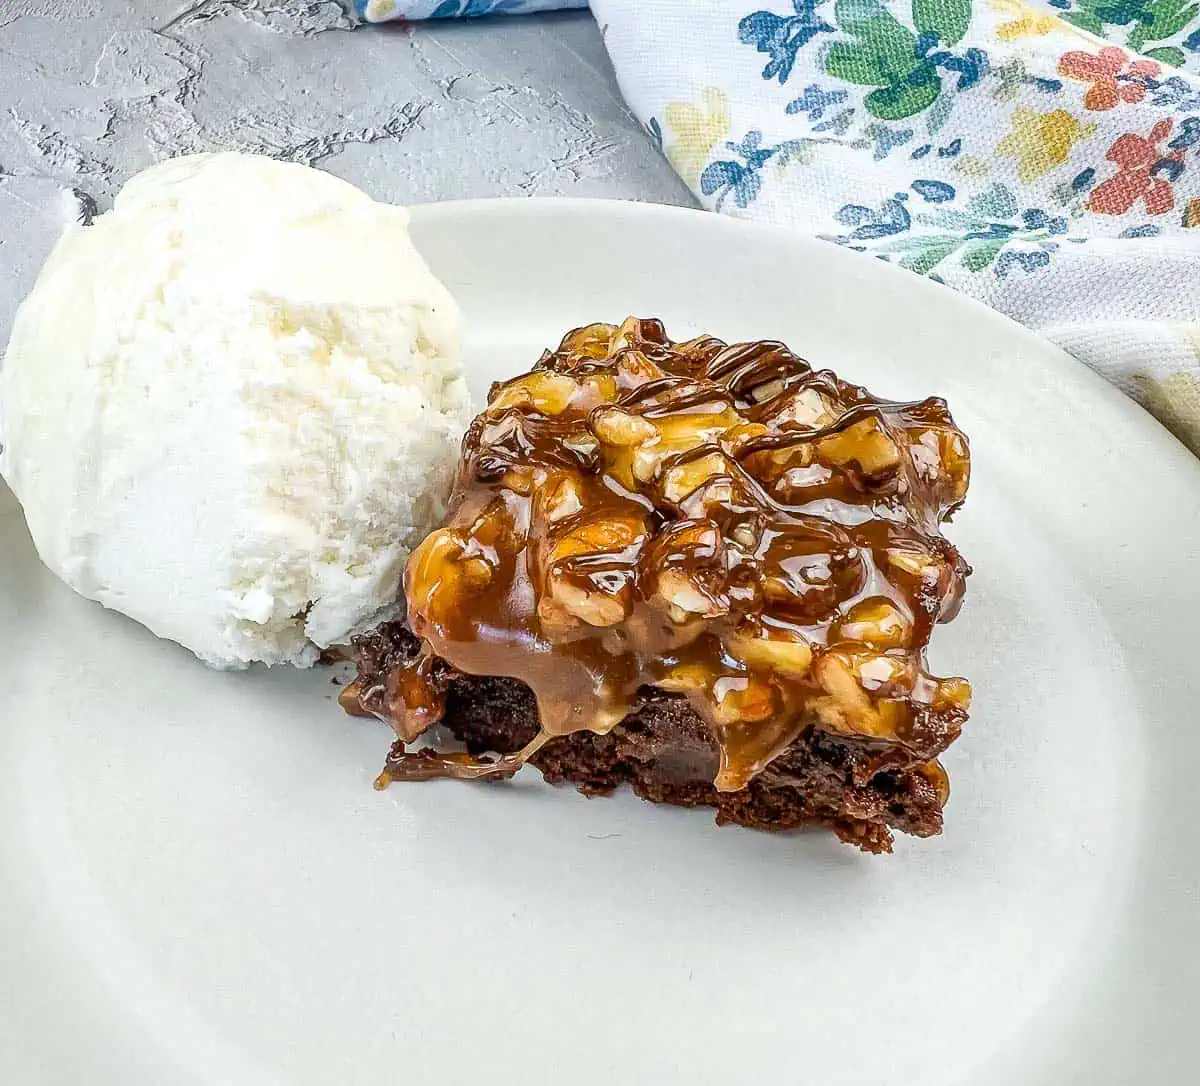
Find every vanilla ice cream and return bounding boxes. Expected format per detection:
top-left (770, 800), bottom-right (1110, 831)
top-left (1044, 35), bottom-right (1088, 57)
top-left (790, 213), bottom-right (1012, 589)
top-left (0, 152), bottom-right (469, 667)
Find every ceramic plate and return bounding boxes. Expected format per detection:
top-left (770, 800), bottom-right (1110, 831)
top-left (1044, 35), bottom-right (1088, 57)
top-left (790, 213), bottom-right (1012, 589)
top-left (2, 200), bottom-right (1198, 1085)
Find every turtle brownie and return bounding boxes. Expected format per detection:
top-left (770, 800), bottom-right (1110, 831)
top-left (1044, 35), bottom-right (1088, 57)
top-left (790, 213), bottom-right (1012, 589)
top-left (343, 318), bottom-right (973, 853)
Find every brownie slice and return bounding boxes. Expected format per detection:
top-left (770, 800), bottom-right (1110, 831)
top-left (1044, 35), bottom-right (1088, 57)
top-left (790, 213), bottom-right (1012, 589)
top-left (346, 317), bottom-right (972, 854)
top-left (352, 622), bottom-right (952, 854)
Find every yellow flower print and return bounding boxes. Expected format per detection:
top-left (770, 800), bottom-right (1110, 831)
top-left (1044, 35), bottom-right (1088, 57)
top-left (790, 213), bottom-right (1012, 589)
top-left (953, 155), bottom-right (991, 177)
top-left (663, 88), bottom-right (730, 189)
top-left (991, 0), bottom-right (1061, 40)
top-left (1135, 370), bottom-right (1200, 456)
top-left (995, 108), bottom-right (1094, 183)
top-left (988, 0), bottom-right (1096, 43)
top-left (365, 0), bottom-right (397, 19)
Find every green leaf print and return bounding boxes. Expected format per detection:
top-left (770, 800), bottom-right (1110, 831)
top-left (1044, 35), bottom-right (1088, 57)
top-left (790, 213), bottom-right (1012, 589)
top-left (835, 0), bottom-right (913, 44)
top-left (902, 237), bottom-right (960, 273)
top-left (960, 237), bottom-right (1007, 271)
top-left (826, 42), bottom-right (895, 84)
top-left (1061, 0), bottom-right (1197, 59)
top-left (867, 80), bottom-right (941, 119)
top-left (1061, 11), bottom-right (1105, 34)
top-left (968, 183), bottom-right (1018, 220)
top-left (913, 0), bottom-right (972, 45)
top-left (840, 11), bottom-right (918, 61)
top-left (896, 236), bottom-right (964, 274)
top-left (1145, 0), bottom-right (1199, 41)
top-left (822, 0), bottom-right (982, 121)
top-left (1143, 45), bottom-right (1187, 65)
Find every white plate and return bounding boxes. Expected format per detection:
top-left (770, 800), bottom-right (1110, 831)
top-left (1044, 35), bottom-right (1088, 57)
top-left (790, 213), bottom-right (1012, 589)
top-left (2, 199), bottom-right (1199, 1086)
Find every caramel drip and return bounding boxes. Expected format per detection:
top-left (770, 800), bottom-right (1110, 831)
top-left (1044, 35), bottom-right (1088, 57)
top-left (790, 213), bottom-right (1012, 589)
top-left (374, 732), bottom-right (551, 787)
top-left (374, 318), bottom-right (972, 793)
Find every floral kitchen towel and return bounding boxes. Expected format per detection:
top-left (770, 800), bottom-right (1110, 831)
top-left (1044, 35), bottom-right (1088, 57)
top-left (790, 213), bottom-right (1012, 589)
top-left (592, 0), bottom-right (1200, 450)
top-left (361, 0), bottom-right (1200, 454)
top-left (357, 0), bottom-right (583, 18)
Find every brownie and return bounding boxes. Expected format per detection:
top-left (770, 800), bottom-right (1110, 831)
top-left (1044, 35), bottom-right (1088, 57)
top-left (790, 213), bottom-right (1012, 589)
top-left (344, 318), bottom-right (972, 853)
top-left (352, 622), bottom-right (949, 853)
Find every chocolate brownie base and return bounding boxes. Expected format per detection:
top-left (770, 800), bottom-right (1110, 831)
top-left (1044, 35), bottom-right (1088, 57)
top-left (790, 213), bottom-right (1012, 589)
top-left (356, 623), bottom-right (944, 854)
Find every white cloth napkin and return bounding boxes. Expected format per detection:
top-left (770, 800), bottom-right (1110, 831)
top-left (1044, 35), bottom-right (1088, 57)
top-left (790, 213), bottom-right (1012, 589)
top-left (591, 0), bottom-right (1200, 452)
top-left (363, 0), bottom-right (1200, 453)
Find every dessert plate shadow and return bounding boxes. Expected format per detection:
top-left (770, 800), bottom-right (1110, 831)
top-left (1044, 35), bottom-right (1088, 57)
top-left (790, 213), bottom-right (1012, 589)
top-left (2, 199), bottom-right (1198, 1085)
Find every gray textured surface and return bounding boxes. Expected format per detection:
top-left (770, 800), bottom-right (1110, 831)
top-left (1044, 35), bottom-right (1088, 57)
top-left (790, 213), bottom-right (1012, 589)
top-left (0, 0), bottom-right (694, 348)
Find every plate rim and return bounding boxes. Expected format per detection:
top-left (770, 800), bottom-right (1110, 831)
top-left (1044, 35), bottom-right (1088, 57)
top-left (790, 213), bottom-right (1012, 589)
top-left (408, 196), bottom-right (1200, 1083)
top-left (3, 194), bottom-right (1200, 1086)
top-left (409, 195), bottom-right (1200, 480)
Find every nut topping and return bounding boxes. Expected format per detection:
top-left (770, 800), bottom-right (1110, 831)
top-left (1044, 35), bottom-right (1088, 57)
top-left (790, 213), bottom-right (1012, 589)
top-left (393, 318), bottom-right (972, 795)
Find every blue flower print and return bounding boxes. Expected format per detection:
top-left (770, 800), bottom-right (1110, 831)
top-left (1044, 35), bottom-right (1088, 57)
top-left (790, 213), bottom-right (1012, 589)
top-left (825, 182), bottom-right (1083, 278)
top-left (916, 38), bottom-right (990, 94)
top-left (863, 125), bottom-right (914, 159)
top-left (701, 160), bottom-right (766, 210)
top-left (995, 250), bottom-right (1052, 277)
top-left (786, 84), bottom-right (849, 122)
top-left (912, 179), bottom-right (956, 202)
top-left (700, 130), bottom-right (816, 210)
top-left (992, 59), bottom-right (1063, 104)
top-left (647, 117), bottom-right (664, 152)
top-left (834, 193), bottom-right (913, 239)
top-left (1151, 76), bottom-right (1200, 112)
top-left (1051, 168), bottom-right (1098, 208)
top-left (738, 1), bottom-right (836, 84)
top-left (1020, 208), bottom-right (1069, 234)
top-left (786, 84), bottom-right (855, 134)
top-left (432, 0), bottom-right (532, 15)
top-left (1169, 116), bottom-right (1200, 151)
top-left (360, 0), bottom-right (586, 13)
top-left (817, 108), bottom-right (858, 134)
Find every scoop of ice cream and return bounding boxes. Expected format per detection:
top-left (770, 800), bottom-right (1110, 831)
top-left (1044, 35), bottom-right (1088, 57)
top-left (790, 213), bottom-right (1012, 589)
top-left (0, 152), bottom-right (469, 668)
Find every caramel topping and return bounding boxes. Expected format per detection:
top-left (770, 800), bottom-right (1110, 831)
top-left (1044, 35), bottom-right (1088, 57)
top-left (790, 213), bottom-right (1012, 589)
top-left (366, 318), bottom-right (972, 793)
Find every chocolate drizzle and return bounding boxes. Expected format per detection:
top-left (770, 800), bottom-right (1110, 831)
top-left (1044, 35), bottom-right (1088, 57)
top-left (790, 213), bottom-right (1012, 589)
top-left (348, 318), bottom-right (972, 795)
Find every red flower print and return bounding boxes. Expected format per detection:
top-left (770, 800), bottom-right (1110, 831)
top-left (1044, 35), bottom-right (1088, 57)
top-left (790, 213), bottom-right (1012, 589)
top-left (1059, 47), bottom-right (1160, 112)
top-left (1088, 120), bottom-right (1184, 217)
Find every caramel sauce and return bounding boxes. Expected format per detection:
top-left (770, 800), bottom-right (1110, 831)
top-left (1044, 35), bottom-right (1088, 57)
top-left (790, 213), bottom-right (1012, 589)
top-left (355, 319), bottom-right (971, 793)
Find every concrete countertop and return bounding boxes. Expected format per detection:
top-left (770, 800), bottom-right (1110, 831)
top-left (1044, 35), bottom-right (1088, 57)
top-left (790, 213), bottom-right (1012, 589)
top-left (0, 0), bottom-right (695, 347)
